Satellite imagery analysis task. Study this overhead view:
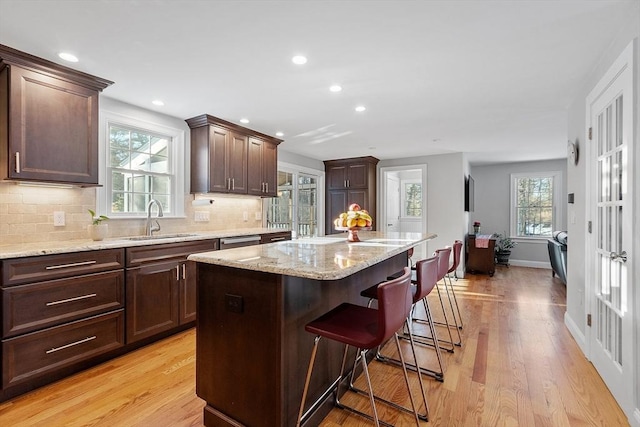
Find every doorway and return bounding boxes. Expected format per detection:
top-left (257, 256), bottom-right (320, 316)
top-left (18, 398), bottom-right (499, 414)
top-left (380, 165), bottom-right (427, 254)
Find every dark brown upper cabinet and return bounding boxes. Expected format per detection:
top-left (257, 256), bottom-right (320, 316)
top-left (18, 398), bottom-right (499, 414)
top-left (0, 44), bottom-right (113, 186)
top-left (247, 137), bottom-right (278, 197)
top-left (186, 114), bottom-right (282, 195)
top-left (324, 156), bottom-right (379, 234)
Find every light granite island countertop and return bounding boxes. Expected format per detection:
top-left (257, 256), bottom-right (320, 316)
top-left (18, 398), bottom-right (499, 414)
top-left (188, 231), bottom-right (435, 280)
top-left (190, 230), bottom-right (436, 427)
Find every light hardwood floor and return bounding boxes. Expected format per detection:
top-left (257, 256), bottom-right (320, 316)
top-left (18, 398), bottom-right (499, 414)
top-left (0, 266), bottom-right (628, 426)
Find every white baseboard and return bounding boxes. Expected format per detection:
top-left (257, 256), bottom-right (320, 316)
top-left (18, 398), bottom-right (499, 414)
top-left (507, 259), bottom-right (551, 269)
top-left (564, 311), bottom-right (588, 356)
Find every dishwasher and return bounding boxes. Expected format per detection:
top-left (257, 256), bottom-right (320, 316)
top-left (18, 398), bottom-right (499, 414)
top-left (219, 235), bottom-right (261, 249)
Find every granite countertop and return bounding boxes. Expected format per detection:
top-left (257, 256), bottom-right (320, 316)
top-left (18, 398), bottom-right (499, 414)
top-left (188, 231), bottom-right (436, 280)
top-left (0, 228), bottom-right (289, 259)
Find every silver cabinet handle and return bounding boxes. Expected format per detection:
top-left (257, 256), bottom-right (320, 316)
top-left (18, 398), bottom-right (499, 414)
top-left (609, 250), bottom-right (628, 263)
top-left (182, 263), bottom-right (186, 280)
top-left (265, 182), bottom-right (268, 193)
top-left (45, 260), bottom-right (97, 270)
top-left (46, 336), bottom-right (96, 354)
top-left (176, 265), bottom-right (180, 280)
top-left (232, 178), bottom-right (235, 190)
top-left (15, 152), bottom-right (21, 173)
top-left (270, 237), bottom-right (286, 242)
top-left (46, 293), bottom-right (97, 306)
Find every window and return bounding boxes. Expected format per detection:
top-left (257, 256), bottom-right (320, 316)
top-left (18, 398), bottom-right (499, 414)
top-left (99, 112), bottom-right (184, 217)
top-left (401, 180), bottom-right (422, 217)
top-left (510, 172), bottom-right (562, 238)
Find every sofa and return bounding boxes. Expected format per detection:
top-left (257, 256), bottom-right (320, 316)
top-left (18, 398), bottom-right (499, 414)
top-left (547, 231), bottom-right (567, 284)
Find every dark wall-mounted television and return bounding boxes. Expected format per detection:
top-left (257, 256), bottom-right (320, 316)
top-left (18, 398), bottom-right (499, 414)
top-left (465, 175), bottom-right (474, 212)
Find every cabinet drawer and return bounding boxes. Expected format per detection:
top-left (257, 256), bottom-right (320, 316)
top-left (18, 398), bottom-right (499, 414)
top-left (126, 240), bottom-right (218, 267)
top-left (260, 231), bottom-right (292, 244)
top-left (2, 270), bottom-right (125, 338)
top-left (1, 249), bottom-right (125, 287)
top-left (2, 310), bottom-right (124, 388)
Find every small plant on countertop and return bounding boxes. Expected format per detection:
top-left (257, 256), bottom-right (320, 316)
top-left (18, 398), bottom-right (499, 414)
top-left (88, 209), bottom-right (109, 225)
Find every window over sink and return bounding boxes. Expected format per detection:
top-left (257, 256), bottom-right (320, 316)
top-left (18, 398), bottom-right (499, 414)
top-left (97, 111), bottom-right (185, 218)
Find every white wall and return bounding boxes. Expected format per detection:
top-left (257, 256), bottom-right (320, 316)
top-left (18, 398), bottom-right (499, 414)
top-left (471, 159), bottom-right (568, 267)
top-left (379, 153), bottom-right (466, 262)
top-left (565, 9), bottom-right (639, 424)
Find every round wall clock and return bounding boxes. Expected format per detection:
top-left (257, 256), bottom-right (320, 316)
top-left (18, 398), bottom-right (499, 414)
top-left (568, 141), bottom-right (579, 165)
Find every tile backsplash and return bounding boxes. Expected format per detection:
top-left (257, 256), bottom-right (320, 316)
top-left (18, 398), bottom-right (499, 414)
top-left (0, 183), bottom-right (264, 245)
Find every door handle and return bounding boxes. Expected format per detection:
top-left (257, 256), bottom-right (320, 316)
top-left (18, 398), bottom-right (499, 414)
top-left (609, 250), bottom-right (628, 263)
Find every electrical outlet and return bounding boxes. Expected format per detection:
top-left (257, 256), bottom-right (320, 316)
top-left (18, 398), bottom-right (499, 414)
top-left (255, 211), bottom-right (262, 220)
top-left (53, 211), bottom-right (65, 227)
top-left (194, 211), bottom-right (210, 222)
top-left (243, 211), bottom-right (248, 221)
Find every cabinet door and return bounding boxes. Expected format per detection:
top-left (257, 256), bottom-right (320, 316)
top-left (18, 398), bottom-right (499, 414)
top-left (6, 65), bottom-right (99, 184)
top-left (208, 126), bottom-right (230, 193)
top-left (227, 131), bottom-right (248, 194)
top-left (247, 137), bottom-right (264, 195)
top-left (346, 163), bottom-right (368, 189)
top-left (326, 191), bottom-right (347, 234)
top-left (126, 261), bottom-right (179, 343)
top-left (262, 141), bottom-right (278, 197)
top-left (179, 261), bottom-right (197, 325)
top-left (326, 165), bottom-right (348, 190)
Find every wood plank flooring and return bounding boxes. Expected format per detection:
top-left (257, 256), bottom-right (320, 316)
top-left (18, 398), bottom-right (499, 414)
top-left (0, 266), bottom-right (629, 426)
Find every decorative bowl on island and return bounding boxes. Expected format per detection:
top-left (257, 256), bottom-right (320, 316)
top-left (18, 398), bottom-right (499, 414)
top-left (333, 203), bottom-right (373, 242)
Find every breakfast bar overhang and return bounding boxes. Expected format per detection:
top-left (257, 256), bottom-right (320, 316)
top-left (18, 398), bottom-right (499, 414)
top-left (188, 231), bottom-right (436, 427)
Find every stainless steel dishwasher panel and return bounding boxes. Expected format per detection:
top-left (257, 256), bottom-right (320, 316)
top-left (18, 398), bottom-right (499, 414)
top-left (219, 235), bottom-right (261, 250)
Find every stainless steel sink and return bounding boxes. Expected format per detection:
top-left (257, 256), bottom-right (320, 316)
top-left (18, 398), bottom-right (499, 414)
top-left (126, 233), bottom-right (198, 241)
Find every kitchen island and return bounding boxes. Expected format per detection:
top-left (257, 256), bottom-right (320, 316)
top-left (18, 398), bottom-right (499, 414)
top-left (188, 231), bottom-right (435, 427)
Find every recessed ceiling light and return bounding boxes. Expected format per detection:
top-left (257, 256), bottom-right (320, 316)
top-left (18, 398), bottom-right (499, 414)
top-left (355, 105), bottom-right (366, 112)
top-left (275, 132), bottom-right (284, 137)
top-left (58, 52), bottom-right (78, 63)
top-left (152, 100), bottom-right (165, 106)
top-left (292, 55), bottom-right (307, 65)
top-left (329, 85), bottom-right (342, 92)
top-left (240, 118), bottom-right (250, 124)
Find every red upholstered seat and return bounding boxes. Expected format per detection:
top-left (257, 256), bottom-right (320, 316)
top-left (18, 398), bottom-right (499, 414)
top-left (306, 268), bottom-right (412, 350)
top-left (297, 267), bottom-right (426, 426)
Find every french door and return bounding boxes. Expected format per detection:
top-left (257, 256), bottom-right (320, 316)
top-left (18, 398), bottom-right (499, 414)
top-left (586, 42), bottom-right (634, 417)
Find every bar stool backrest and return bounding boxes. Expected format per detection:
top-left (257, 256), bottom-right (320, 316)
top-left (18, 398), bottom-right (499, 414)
top-left (414, 255), bottom-right (439, 302)
top-left (376, 267), bottom-right (412, 344)
top-left (448, 240), bottom-right (463, 274)
top-left (434, 247), bottom-right (452, 282)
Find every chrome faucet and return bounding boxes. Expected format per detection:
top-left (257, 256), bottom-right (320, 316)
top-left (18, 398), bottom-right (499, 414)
top-left (146, 199), bottom-right (164, 236)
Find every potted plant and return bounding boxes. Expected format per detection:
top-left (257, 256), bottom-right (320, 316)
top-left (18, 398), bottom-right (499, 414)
top-left (493, 232), bottom-right (517, 265)
top-left (88, 209), bottom-right (109, 241)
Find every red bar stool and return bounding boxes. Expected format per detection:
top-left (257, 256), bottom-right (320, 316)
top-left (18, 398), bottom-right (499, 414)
top-left (296, 268), bottom-right (425, 426)
top-left (361, 255), bottom-right (445, 381)
top-left (433, 247), bottom-right (462, 348)
top-left (445, 240), bottom-right (464, 329)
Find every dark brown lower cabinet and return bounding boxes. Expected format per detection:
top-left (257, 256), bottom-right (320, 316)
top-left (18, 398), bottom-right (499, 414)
top-left (126, 260), bottom-right (181, 343)
top-left (2, 310), bottom-right (124, 388)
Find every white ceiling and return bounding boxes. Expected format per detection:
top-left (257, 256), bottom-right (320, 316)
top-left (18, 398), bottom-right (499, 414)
top-left (0, 0), bottom-right (637, 165)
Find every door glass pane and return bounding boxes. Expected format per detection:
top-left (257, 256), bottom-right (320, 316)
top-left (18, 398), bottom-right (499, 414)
top-left (297, 174), bottom-right (317, 237)
top-left (266, 172), bottom-right (293, 229)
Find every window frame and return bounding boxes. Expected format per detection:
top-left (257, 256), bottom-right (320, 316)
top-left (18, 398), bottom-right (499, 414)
top-left (97, 110), bottom-right (185, 218)
top-left (509, 171), bottom-right (562, 240)
top-left (400, 179), bottom-right (423, 219)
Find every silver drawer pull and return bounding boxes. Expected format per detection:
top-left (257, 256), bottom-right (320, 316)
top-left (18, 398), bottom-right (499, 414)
top-left (46, 336), bottom-right (96, 354)
top-left (45, 260), bottom-right (97, 270)
top-left (270, 237), bottom-right (286, 242)
top-left (15, 152), bottom-right (21, 173)
top-left (46, 293), bottom-right (97, 306)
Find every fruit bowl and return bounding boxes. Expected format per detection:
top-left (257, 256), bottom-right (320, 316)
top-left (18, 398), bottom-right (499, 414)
top-left (335, 226), bottom-right (372, 242)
